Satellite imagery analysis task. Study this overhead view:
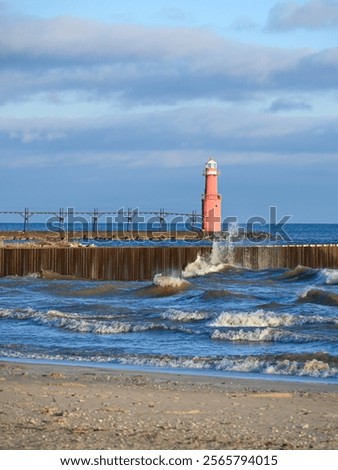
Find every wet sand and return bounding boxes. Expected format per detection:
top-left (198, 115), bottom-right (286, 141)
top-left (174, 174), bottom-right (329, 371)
top-left (0, 361), bottom-right (337, 450)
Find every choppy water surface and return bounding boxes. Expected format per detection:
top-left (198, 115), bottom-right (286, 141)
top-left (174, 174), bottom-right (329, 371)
top-left (1, 236), bottom-right (337, 382)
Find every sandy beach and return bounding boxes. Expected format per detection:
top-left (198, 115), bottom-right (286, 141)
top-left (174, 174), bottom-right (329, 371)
top-left (0, 361), bottom-right (337, 450)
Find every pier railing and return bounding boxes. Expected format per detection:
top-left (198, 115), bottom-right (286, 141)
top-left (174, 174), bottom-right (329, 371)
top-left (0, 208), bottom-right (202, 233)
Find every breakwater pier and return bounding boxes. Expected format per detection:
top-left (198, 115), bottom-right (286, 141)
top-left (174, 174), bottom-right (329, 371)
top-left (0, 244), bottom-right (338, 281)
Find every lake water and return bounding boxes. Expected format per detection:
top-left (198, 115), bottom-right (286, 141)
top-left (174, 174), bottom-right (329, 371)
top-left (0, 224), bottom-right (337, 383)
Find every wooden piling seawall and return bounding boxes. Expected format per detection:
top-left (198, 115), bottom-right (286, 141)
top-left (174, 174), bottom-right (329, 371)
top-left (0, 244), bottom-right (338, 281)
top-left (230, 244), bottom-right (338, 271)
top-left (0, 246), bottom-right (212, 281)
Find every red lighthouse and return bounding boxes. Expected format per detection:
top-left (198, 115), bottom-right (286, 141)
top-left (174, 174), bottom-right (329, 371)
top-left (202, 158), bottom-right (222, 233)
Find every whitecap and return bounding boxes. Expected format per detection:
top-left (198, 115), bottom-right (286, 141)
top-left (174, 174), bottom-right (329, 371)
top-left (182, 242), bottom-right (228, 277)
top-left (322, 268), bottom-right (338, 285)
top-left (0, 307), bottom-right (139, 335)
top-left (216, 357), bottom-right (338, 378)
top-left (162, 309), bottom-right (209, 322)
top-left (211, 328), bottom-right (311, 343)
top-left (210, 310), bottom-right (295, 328)
top-left (211, 309), bottom-right (338, 329)
top-left (153, 274), bottom-right (190, 289)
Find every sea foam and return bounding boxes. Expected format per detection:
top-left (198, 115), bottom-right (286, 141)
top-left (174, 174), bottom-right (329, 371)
top-left (0, 307), bottom-right (163, 335)
top-left (322, 268), bottom-right (338, 285)
top-left (211, 328), bottom-right (310, 343)
top-left (182, 242), bottom-right (228, 278)
top-left (210, 310), bottom-right (295, 328)
top-left (210, 309), bottom-right (337, 328)
top-left (162, 309), bottom-right (209, 322)
top-left (0, 347), bottom-right (336, 378)
top-left (153, 274), bottom-right (190, 289)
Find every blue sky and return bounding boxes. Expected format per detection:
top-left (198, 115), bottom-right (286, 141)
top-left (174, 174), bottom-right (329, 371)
top-left (1, 0), bottom-right (338, 222)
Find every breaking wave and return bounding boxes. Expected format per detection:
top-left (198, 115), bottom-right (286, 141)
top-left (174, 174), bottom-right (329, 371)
top-left (211, 328), bottom-right (311, 343)
top-left (162, 309), bottom-right (210, 322)
top-left (1, 349), bottom-right (337, 379)
top-left (25, 272), bottom-right (40, 279)
top-left (0, 308), bottom-right (169, 335)
top-left (182, 242), bottom-right (229, 278)
top-left (215, 356), bottom-right (338, 378)
top-left (136, 274), bottom-right (191, 297)
top-left (322, 269), bottom-right (338, 285)
top-left (210, 310), bottom-right (294, 327)
top-left (210, 309), bottom-right (337, 328)
top-left (153, 274), bottom-right (190, 289)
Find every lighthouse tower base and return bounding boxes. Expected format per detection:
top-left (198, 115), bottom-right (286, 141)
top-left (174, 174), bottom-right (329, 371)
top-left (202, 196), bottom-right (222, 233)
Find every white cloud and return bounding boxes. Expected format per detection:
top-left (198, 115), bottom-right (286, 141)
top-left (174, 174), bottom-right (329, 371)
top-left (0, 8), bottom-right (337, 179)
top-left (0, 10), bottom-right (323, 106)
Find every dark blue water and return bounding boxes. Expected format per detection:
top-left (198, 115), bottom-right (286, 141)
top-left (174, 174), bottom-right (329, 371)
top-left (0, 224), bottom-right (338, 382)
